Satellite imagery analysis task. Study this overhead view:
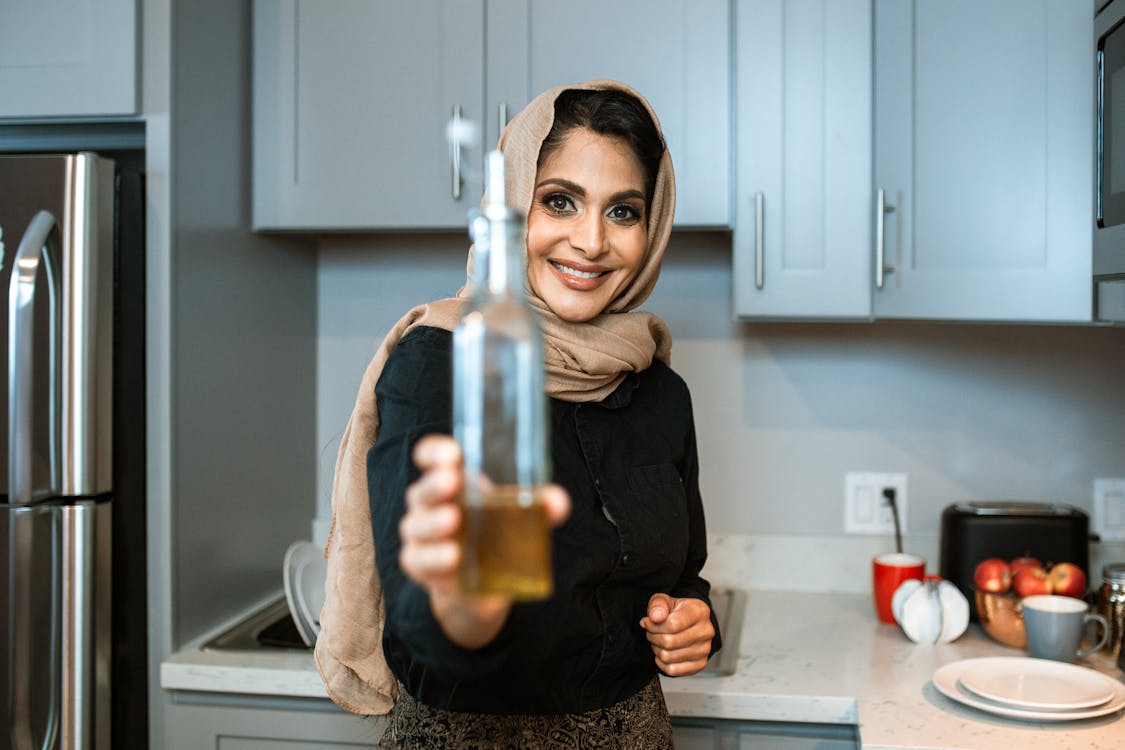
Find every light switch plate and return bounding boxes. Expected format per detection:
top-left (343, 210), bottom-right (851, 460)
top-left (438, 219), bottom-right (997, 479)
top-left (845, 472), bottom-right (908, 535)
top-left (1093, 478), bottom-right (1125, 542)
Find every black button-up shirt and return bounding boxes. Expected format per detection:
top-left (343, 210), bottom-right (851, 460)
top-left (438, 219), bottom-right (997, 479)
top-left (368, 326), bottom-right (719, 714)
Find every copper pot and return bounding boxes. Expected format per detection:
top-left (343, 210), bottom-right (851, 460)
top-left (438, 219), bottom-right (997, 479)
top-left (975, 589), bottom-right (1026, 649)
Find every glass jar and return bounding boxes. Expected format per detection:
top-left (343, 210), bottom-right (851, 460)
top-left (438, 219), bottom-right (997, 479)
top-left (1096, 562), bottom-right (1125, 660)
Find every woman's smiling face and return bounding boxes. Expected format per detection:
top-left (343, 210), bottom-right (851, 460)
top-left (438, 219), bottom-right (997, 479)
top-left (525, 128), bottom-right (649, 323)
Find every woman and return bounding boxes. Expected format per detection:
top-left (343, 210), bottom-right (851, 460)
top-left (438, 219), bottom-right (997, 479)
top-left (317, 80), bottom-right (719, 749)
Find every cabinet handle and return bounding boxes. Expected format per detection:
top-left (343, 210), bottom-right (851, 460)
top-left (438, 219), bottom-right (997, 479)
top-left (754, 191), bottom-right (764, 289)
top-left (875, 188), bottom-right (896, 290)
top-left (498, 102), bottom-right (509, 136)
top-left (1097, 49), bottom-right (1105, 224)
top-left (451, 105), bottom-right (463, 201)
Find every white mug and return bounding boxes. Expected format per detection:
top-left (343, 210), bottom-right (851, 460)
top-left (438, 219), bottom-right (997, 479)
top-left (1021, 595), bottom-right (1110, 663)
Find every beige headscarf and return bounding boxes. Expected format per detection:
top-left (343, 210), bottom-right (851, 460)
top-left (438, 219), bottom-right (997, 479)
top-left (316, 79), bottom-right (676, 714)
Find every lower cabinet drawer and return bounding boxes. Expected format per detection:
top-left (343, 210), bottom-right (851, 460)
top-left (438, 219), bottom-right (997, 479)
top-left (673, 717), bottom-right (859, 750)
top-left (164, 693), bottom-right (384, 749)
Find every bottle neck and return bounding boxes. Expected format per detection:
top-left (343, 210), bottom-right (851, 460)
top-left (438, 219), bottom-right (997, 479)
top-left (471, 205), bottom-right (526, 299)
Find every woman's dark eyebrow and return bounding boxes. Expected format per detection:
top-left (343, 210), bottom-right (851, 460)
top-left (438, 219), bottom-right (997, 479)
top-left (536, 177), bottom-right (585, 195)
top-left (609, 189), bottom-right (645, 203)
top-left (536, 178), bottom-right (645, 204)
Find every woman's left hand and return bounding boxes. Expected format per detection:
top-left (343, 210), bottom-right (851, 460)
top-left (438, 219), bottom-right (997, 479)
top-left (639, 594), bottom-right (715, 676)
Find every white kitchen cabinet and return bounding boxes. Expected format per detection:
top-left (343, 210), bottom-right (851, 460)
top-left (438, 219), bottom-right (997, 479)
top-left (164, 693), bottom-right (384, 749)
top-left (252, 0), bottom-right (730, 231)
top-left (874, 0), bottom-right (1092, 322)
top-left (253, 0), bottom-right (485, 230)
top-left (673, 718), bottom-right (858, 749)
top-left (0, 0), bottom-right (138, 118)
top-left (735, 0), bottom-right (1093, 323)
top-left (487, 0), bottom-right (731, 229)
top-left (733, 0), bottom-right (873, 319)
top-left (164, 696), bottom-right (856, 750)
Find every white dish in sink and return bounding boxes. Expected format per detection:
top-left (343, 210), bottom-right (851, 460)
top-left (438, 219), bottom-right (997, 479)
top-left (283, 540), bottom-right (325, 647)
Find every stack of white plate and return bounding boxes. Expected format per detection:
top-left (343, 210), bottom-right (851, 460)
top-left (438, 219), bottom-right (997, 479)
top-left (283, 540), bottom-right (326, 647)
top-left (932, 657), bottom-right (1125, 721)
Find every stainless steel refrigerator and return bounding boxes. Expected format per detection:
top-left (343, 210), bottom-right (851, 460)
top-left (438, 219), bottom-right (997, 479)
top-left (1, 152), bottom-right (147, 749)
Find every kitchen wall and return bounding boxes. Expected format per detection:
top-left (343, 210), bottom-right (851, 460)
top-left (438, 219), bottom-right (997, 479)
top-left (315, 232), bottom-right (1125, 563)
top-left (150, 0), bottom-right (318, 647)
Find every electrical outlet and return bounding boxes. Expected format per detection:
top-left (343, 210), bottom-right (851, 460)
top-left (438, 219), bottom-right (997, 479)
top-left (1093, 478), bottom-right (1125, 542)
top-left (845, 472), bottom-right (908, 535)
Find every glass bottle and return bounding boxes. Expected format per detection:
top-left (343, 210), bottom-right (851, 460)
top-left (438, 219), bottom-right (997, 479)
top-left (1096, 562), bottom-right (1125, 660)
top-left (452, 150), bottom-right (552, 600)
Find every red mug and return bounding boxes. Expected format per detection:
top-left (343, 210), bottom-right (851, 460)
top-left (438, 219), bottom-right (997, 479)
top-left (872, 552), bottom-right (926, 624)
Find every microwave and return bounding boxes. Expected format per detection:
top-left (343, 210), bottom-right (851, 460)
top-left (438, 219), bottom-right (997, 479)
top-left (1096, 0), bottom-right (1125, 321)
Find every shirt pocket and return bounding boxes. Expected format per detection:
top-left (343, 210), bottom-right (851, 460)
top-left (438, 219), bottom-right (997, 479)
top-left (623, 463), bottom-right (690, 582)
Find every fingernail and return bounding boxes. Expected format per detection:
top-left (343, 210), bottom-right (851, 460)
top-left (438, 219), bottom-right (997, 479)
top-left (652, 607), bottom-right (667, 619)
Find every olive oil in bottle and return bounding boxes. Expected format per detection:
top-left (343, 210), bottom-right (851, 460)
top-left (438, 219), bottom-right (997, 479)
top-left (452, 151), bottom-right (551, 601)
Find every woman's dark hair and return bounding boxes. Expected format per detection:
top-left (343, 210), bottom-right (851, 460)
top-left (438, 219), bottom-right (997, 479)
top-left (538, 88), bottom-right (665, 209)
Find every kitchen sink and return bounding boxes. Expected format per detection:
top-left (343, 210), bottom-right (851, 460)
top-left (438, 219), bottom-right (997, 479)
top-left (202, 596), bottom-right (309, 652)
top-left (693, 586), bottom-right (746, 677)
top-left (202, 587), bottom-right (748, 677)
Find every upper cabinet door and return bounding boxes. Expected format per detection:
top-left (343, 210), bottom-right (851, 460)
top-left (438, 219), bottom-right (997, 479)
top-left (254, 0), bottom-right (728, 231)
top-left (487, 0), bottom-right (732, 228)
top-left (0, 0), bottom-right (138, 118)
top-left (733, 0), bottom-right (873, 319)
top-left (253, 0), bottom-right (485, 230)
top-left (874, 0), bottom-right (1093, 322)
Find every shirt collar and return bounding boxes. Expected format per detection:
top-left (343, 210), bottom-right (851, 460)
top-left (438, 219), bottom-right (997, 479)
top-left (594, 371), bottom-right (641, 410)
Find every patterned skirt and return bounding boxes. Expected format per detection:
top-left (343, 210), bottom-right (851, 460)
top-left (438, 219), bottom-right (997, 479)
top-left (376, 676), bottom-right (673, 750)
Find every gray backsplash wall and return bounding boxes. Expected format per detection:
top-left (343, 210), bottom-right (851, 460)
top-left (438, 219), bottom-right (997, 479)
top-left (316, 232), bottom-right (1125, 542)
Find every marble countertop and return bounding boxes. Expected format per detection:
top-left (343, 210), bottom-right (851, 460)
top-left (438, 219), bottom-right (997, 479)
top-left (161, 589), bottom-right (1124, 749)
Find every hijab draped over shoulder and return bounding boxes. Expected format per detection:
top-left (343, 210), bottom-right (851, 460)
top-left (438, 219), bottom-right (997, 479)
top-left (316, 79), bottom-right (676, 714)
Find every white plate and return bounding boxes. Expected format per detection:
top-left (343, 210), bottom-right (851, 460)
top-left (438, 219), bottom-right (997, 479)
top-left (283, 540), bottom-right (324, 647)
top-left (959, 657), bottom-right (1116, 710)
top-left (932, 658), bottom-right (1125, 722)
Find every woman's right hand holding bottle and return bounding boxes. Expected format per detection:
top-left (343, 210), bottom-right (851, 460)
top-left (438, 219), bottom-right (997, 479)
top-left (400, 435), bottom-right (570, 649)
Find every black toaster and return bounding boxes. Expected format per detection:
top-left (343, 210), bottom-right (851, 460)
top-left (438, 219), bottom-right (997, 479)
top-left (939, 501), bottom-right (1090, 619)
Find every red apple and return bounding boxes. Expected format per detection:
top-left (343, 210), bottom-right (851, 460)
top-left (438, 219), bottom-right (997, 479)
top-left (1047, 562), bottom-right (1087, 598)
top-left (1008, 556), bottom-right (1042, 577)
top-left (1012, 565), bottom-right (1052, 597)
top-left (973, 558), bottom-right (1012, 593)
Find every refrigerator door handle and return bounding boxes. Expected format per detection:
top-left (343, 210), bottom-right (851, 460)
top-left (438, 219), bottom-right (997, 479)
top-left (8, 209), bottom-right (64, 750)
top-left (8, 210), bottom-right (61, 505)
top-left (9, 510), bottom-right (61, 750)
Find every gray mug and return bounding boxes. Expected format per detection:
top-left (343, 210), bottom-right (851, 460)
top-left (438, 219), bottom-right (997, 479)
top-left (1021, 595), bottom-right (1110, 663)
